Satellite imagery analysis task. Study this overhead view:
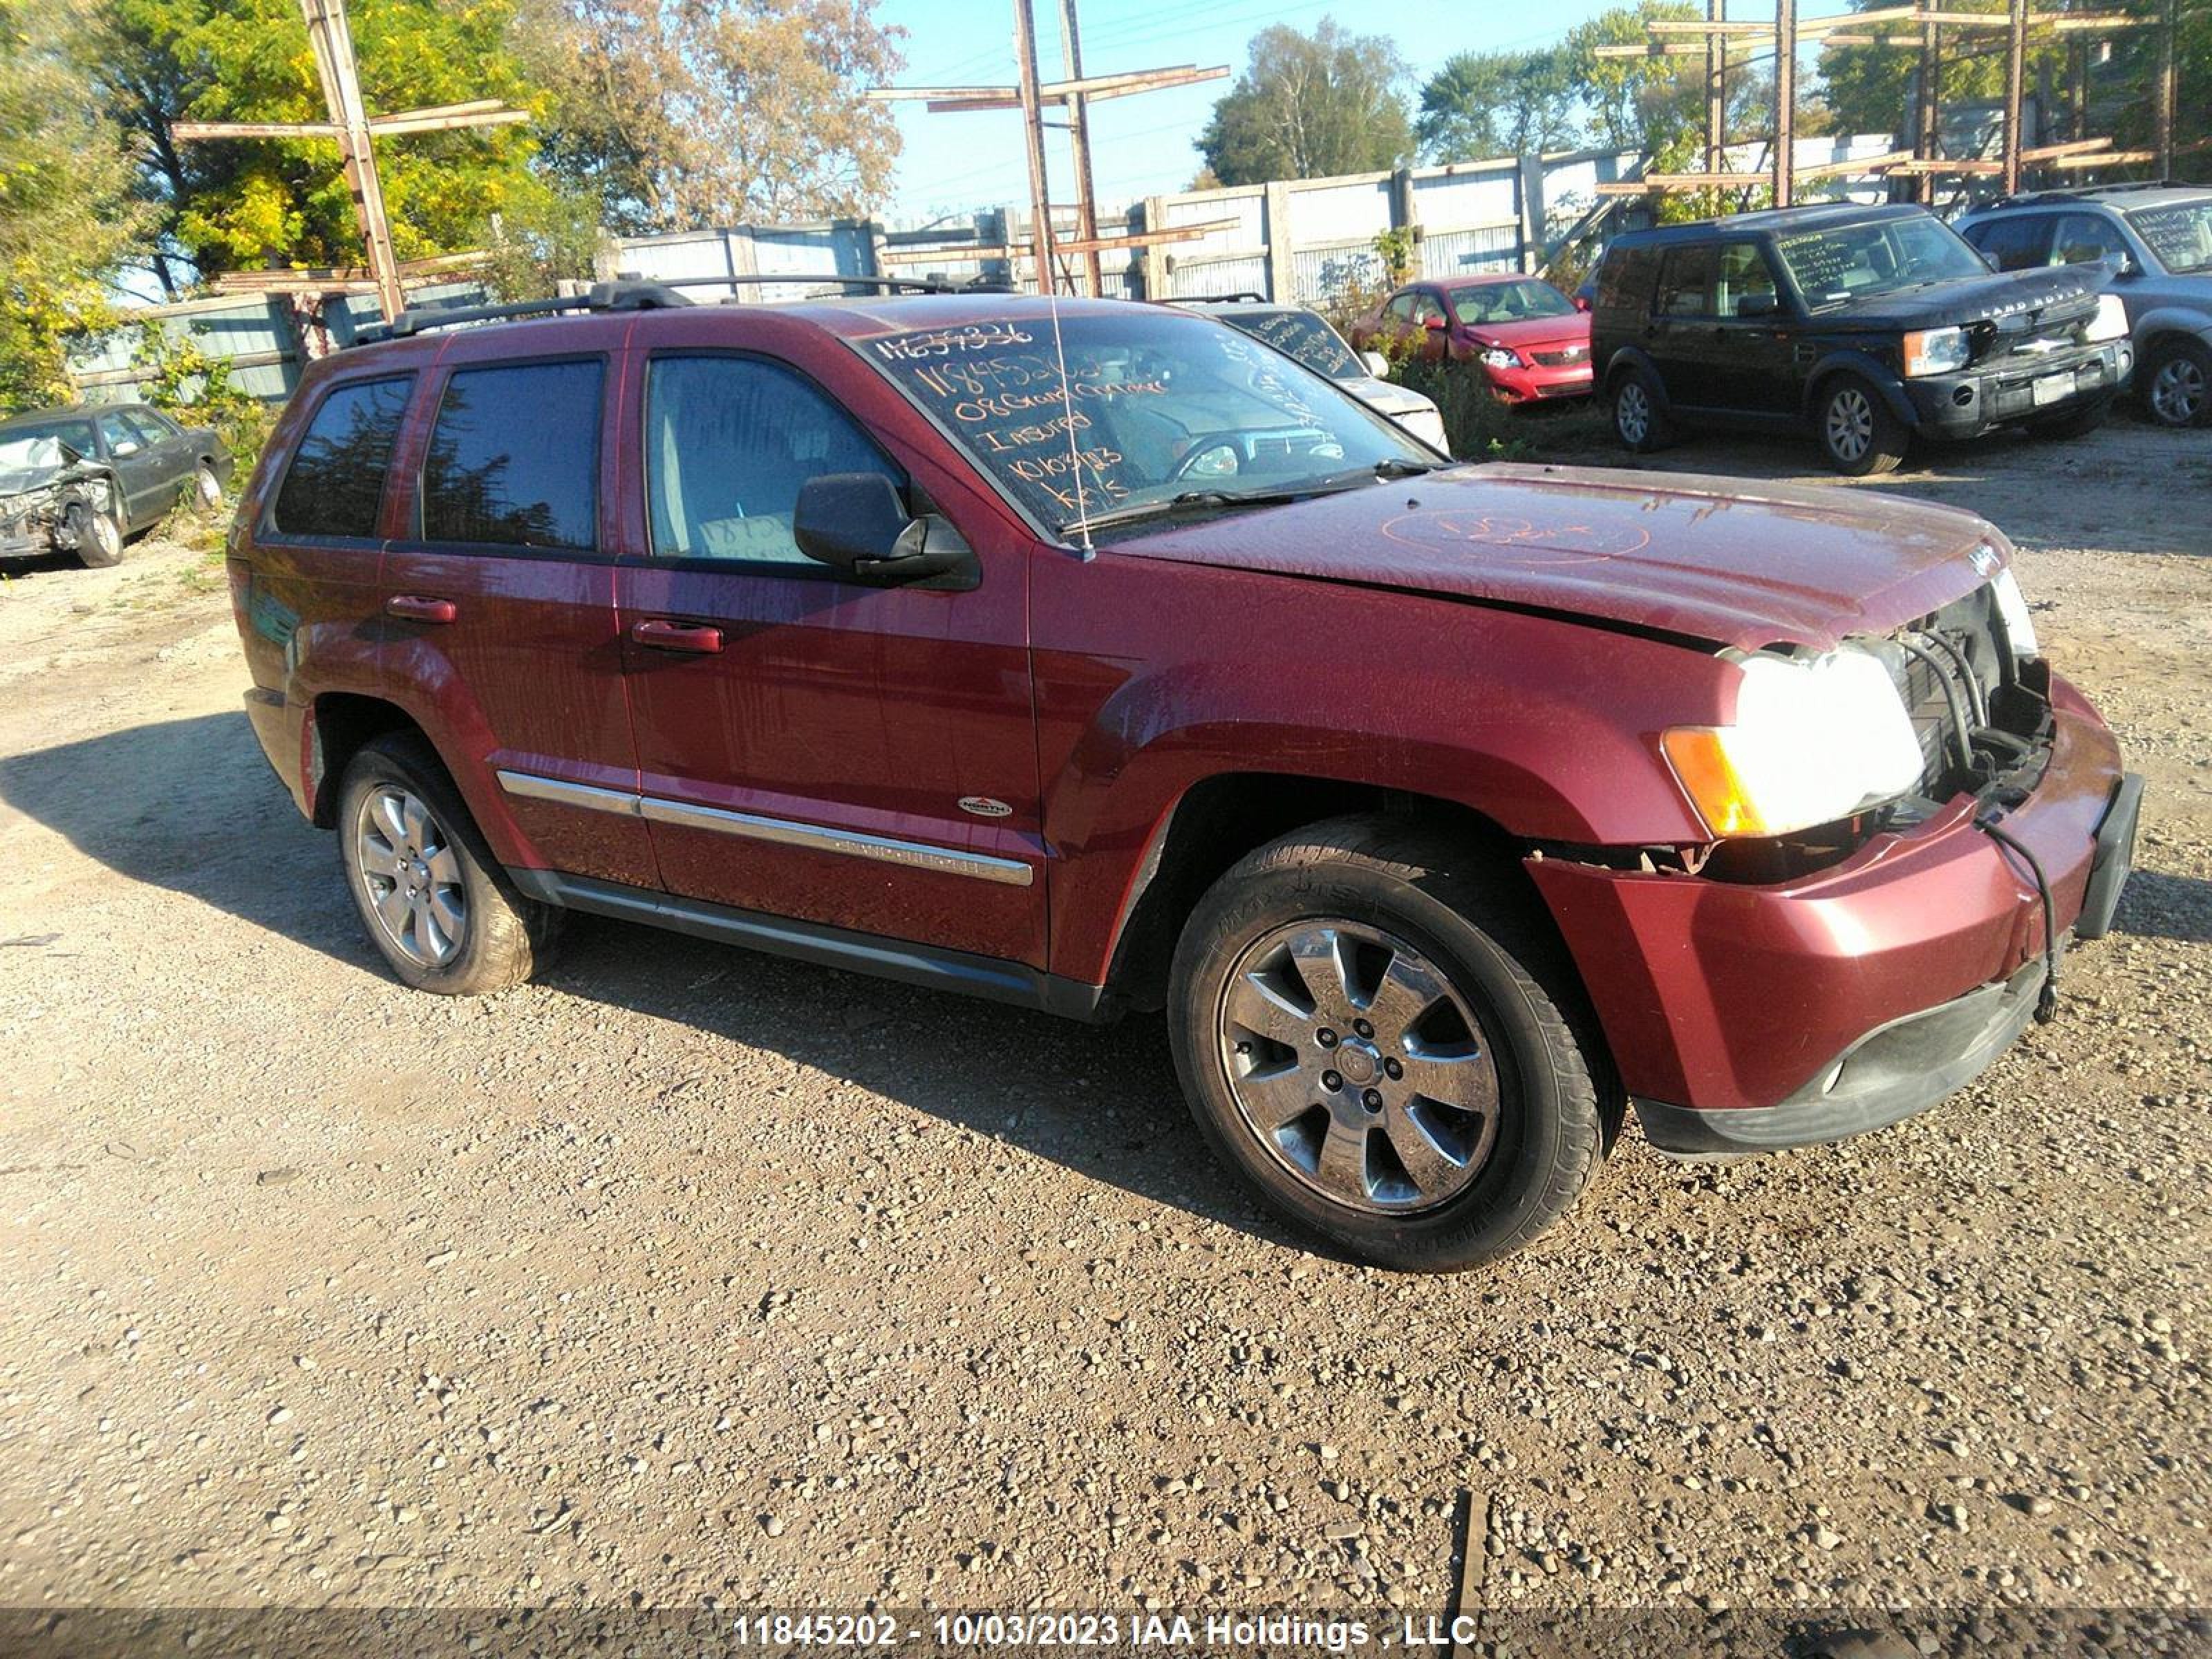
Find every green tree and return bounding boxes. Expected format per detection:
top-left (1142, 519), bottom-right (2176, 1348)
top-left (1417, 50), bottom-right (1577, 162)
top-left (1196, 19), bottom-right (1413, 186)
top-left (0, 0), bottom-right (151, 409)
top-left (93, 0), bottom-right (545, 286)
top-left (1565, 2), bottom-right (1703, 154)
top-left (516, 0), bottom-right (905, 235)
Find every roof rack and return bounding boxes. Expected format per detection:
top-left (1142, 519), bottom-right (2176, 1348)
top-left (613, 272), bottom-right (1018, 298)
top-left (354, 270), bottom-right (1017, 346)
top-left (1978, 179), bottom-right (2201, 212)
top-left (358, 279), bottom-right (694, 344)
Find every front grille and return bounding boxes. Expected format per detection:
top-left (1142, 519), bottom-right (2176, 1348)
top-left (1871, 581), bottom-right (2045, 810)
top-left (1530, 346), bottom-right (1589, 368)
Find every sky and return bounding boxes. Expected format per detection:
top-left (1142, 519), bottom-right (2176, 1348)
top-left (869, 0), bottom-right (1632, 225)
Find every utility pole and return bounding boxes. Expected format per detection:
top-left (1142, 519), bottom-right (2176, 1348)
top-left (1011, 0), bottom-right (1059, 294)
top-left (1915, 12), bottom-right (1941, 203)
top-left (2153, 0), bottom-right (2177, 177)
top-left (1706, 0), bottom-right (1727, 178)
top-left (2002, 0), bottom-right (2029, 193)
top-left (1773, 0), bottom-right (1797, 205)
top-left (171, 0), bottom-right (525, 322)
top-left (1057, 0), bottom-right (1105, 297)
top-left (868, 0), bottom-right (1228, 298)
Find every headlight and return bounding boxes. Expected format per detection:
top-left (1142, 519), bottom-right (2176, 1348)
top-left (2086, 292), bottom-right (2130, 343)
top-left (1662, 648), bottom-right (1926, 838)
top-left (1902, 325), bottom-right (1970, 377)
top-left (1477, 346), bottom-right (1520, 371)
top-left (1990, 564), bottom-right (2040, 659)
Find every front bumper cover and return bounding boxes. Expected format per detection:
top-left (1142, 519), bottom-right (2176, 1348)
top-left (1906, 339), bottom-right (2132, 437)
top-left (1530, 675), bottom-right (2136, 1150)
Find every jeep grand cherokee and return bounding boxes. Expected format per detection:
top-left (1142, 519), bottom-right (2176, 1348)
top-left (225, 282), bottom-right (2141, 1271)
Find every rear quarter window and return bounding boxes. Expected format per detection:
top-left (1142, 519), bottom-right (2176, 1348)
top-left (272, 374), bottom-right (415, 538)
top-left (1966, 214), bottom-right (2054, 272)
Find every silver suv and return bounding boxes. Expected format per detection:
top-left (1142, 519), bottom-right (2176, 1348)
top-left (1958, 182), bottom-right (2212, 427)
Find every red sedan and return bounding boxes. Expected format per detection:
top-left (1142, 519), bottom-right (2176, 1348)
top-left (1351, 274), bottom-right (1594, 402)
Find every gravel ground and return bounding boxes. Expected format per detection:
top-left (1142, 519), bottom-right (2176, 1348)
top-left (0, 418), bottom-right (2206, 1633)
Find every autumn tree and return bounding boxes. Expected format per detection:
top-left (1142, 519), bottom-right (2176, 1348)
top-left (93, 0), bottom-right (544, 289)
top-left (518, 0), bottom-right (905, 234)
top-left (1196, 19), bottom-right (1414, 186)
top-left (1, 0), bottom-right (152, 408)
top-left (1417, 50), bottom-right (1577, 162)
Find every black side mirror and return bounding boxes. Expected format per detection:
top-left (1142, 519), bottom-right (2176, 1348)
top-left (1736, 292), bottom-right (1779, 319)
top-left (793, 472), bottom-right (977, 590)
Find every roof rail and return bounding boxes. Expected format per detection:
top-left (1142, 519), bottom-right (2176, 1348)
top-left (612, 272), bottom-right (1018, 299)
top-left (1170, 292), bottom-right (1271, 304)
top-left (357, 279), bottom-right (693, 344)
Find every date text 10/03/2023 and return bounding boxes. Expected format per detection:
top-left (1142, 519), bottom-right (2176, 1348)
top-left (729, 1612), bottom-right (1530, 1651)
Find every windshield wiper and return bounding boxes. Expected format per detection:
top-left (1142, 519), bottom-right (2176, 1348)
top-left (1062, 486), bottom-right (1307, 536)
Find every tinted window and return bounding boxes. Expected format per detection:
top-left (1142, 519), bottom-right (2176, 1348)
top-left (1656, 245), bottom-right (1718, 317)
top-left (1595, 244), bottom-right (1658, 313)
top-left (274, 375), bottom-right (414, 538)
top-left (1714, 243), bottom-right (1779, 315)
top-left (2050, 212), bottom-right (2130, 268)
top-left (1963, 214), bottom-right (2051, 272)
top-left (646, 357), bottom-right (896, 566)
top-left (421, 360), bottom-right (601, 550)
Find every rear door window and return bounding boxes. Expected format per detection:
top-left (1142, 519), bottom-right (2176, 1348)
top-left (420, 359), bottom-right (602, 550)
top-left (644, 355), bottom-right (899, 568)
top-left (1595, 245), bottom-right (1658, 313)
top-left (1964, 214), bottom-right (2052, 272)
top-left (1656, 245), bottom-right (1719, 317)
top-left (2050, 212), bottom-right (2130, 268)
top-left (273, 374), bottom-right (415, 538)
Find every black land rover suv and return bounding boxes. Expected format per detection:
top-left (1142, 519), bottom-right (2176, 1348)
top-left (1593, 203), bottom-right (2135, 474)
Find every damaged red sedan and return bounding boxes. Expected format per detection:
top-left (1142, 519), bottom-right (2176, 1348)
top-left (227, 288), bottom-right (2139, 1271)
top-left (1350, 274), bottom-right (1595, 402)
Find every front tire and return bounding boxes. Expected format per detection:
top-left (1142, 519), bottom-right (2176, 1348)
top-left (1168, 817), bottom-right (1615, 1272)
top-left (2144, 338), bottom-right (2211, 428)
top-left (1816, 374), bottom-right (1907, 475)
top-left (68, 500), bottom-right (124, 568)
top-left (337, 733), bottom-right (559, 995)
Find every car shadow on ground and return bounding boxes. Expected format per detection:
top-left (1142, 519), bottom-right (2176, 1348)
top-left (0, 711), bottom-right (1318, 1257)
top-left (2111, 868), bottom-right (2212, 946)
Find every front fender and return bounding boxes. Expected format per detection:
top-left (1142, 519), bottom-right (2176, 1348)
top-left (1801, 350), bottom-right (1916, 427)
top-left (1032, 551), bottom-right (1723, 985)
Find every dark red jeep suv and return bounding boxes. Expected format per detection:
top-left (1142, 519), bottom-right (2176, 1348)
top-left (227, 281), bottom-right (2141, 1271)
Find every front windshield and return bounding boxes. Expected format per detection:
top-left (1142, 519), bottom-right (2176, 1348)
top-left (0, 424), bottom-right (89, 471)
top-left (1774, 215), bottom-right (1991, 309)
top-left (859, 310), bottom-right (1428, 532)
top-left (1210, 309), bottom-right (1362, 380)
top-left (2128, 200), bottom-right (2212, 274)
top-left (1449, 279), bottom-right (1575, 326)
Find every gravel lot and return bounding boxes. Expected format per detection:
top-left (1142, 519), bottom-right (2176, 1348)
top-left (0, 418), bottom-right (2206, 1634)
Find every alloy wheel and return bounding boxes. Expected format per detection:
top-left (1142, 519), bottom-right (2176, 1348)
top-left (1825, 386), bottom-right (1874, 462)
top-left (354, 785), bottom-right (467, 968)
top-left (1616, 381), bottom-right (1650, 444)
top-left (2150, 355), bottom-right (2205, 426)
top-left (1215, 919), bottom-right (1501, 1215)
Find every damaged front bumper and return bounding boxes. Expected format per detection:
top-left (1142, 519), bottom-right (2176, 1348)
top-left (1529, 674), bottom-right (2139, 1154)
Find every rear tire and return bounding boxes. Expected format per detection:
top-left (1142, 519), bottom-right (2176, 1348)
top-left (2144, 337), bottom-right (2211, 428)
top-left (1168, 816), bottom-right (1615, 1272)
top-left (337, 733), bottom-right (560, 995)
top-left (193, 462), bottom-right (224, 509)
top-left (1610, 367), bottom-right (1674, 453)
top-left (68, 500), bottom-right (124, 568)
top-left (1816, 374), bottom-right (1907, 475)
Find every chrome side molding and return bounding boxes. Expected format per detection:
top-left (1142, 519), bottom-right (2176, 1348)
top-left (494, 769), bottom-right (1034, 888)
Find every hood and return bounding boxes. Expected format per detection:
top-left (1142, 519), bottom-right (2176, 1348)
top-left (0, 461), bottom-right (70, 498)
top-left (1112, 462), bottom-right (2000, 653)
top-left (1815, 264), bottom-right (2099, 332)
top-left (1459, 312), bottom-right (1590, 350)
top-left (1345, 376), bottom-right (1438, 418)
